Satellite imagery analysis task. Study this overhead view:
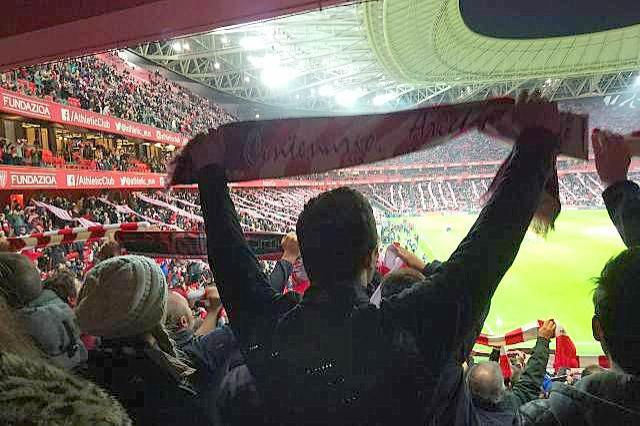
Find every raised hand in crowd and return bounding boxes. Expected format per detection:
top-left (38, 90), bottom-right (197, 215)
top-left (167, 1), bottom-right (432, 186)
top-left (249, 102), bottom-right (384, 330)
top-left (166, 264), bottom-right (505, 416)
top-left (394, 243), bottom-right (426, 271)
top-left (592, 129), bottom-right (640, 247)
top-left (593, 130), bottom-right (631, 188)
top-left (537, 319), bottom-right (556, 341)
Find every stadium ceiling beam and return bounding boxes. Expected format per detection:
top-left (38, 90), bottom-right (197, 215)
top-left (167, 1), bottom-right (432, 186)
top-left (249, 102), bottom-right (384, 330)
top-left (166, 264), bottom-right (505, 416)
top-left (0, 0), bottom-right (351, 71)
top-left (399, 71), bottom-right (639, 108)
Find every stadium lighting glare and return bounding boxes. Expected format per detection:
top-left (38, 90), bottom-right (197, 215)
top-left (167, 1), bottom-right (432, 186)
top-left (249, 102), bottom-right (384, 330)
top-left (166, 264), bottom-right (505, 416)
top-left (318, 85), bottom-right (335, 97)
top-left (261, 65), bottom-right (297, 88)
top-left (255, 113), bottom-right (261, 119)
top-left (220, 36), bottom-right (229, 44)
top-left (335, 88), bottom-right (366, 107)
top-left (240, 36), bottom-right (266, 50)
top-left (213, 62), bottom-right (221, 70)
top-left (248, 54), bottom-right (281, 70)
top-left (372, 93), bottom-right (396, 106)
top-left (244, 76), bottom-right (251, 83)
top-left (182, 43), bottom-right (190, 51)
top-left (171, 42), bottom-right (182, 52)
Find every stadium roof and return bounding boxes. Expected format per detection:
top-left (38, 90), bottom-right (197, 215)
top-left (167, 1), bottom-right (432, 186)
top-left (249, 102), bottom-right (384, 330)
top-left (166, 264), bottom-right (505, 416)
top-left (0, 0), bottom-right (348, 71)
top-left (132, 1), bottom-right (640, 115)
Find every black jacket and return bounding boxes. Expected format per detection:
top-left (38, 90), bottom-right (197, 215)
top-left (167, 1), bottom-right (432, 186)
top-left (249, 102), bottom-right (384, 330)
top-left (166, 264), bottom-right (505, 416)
top-left (516, 179), bottom-right (640, 425)
top-left (83, 342), bottom-right (211, 425)
top-left (517, 371), bottom-right (640, 425)
top-left (175, 326), bottom-right (261, 426)
top-left (198, 128), bottom-right (557, 425)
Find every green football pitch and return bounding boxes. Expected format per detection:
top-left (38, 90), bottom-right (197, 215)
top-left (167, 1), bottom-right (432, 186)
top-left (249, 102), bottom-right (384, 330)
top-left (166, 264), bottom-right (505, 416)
top-left (394, 209), bottom-right (626, 355)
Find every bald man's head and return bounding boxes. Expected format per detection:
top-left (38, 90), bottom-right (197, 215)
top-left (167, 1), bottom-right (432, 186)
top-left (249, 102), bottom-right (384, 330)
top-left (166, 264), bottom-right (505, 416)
top-left (468, 361), bottom-right (506, 407)
top-left (166, 291), bottom-right (194, 333)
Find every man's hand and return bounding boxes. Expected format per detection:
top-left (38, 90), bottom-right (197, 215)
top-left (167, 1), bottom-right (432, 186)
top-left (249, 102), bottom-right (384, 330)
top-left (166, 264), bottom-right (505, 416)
top-left (394, 244), bottom-right (426, 272)
top-left (513, 90), bottom-right (561, 145)
top-left (168, 130), bottom-right (225, 186)
top-left (281, 232), bottom-right (300, 264)
top-left (538, 319), bottom-right (556, 340)
top-left (592, 130), bottom-right (630, 188)
top-left (203, 286), bottom-right (222, 312)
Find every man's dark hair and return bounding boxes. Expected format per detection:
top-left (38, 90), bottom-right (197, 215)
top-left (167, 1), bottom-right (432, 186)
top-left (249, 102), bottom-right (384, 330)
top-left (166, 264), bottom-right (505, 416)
top-left (43, 269), bottom-right (78, 305)
top-left (296, 187), bottom-right (377, 285)
top-left (593, 247), bottom-right (640, 376)
top-left (381, 268), bottom-right (426, 298)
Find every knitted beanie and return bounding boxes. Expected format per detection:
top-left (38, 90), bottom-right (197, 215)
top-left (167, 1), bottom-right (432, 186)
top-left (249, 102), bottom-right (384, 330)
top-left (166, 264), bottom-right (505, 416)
top-left (76, 255), bottom-right (167, 340)
top-left (0, 352), bottom-right (132, 425)
top-left (0, 253), bottom-right (43, 308)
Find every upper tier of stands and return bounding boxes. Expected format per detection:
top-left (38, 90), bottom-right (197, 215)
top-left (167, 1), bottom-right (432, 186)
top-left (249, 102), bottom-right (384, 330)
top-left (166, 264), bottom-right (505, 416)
top-left (0, 53), bottom-right (233, 137)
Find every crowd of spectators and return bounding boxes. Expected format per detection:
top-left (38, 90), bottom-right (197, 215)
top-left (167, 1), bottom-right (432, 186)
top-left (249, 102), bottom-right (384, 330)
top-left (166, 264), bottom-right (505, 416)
top-left (0, 54), bottom-right (233, 136)
top-left (0, 167), bottom-right (627, 286)
top-left (4, 109), bottom-right (640, 424)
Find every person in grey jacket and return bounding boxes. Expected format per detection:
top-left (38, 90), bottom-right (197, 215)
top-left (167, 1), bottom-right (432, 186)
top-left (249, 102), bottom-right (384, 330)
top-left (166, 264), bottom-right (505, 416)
top-left (517, 130), bottom-right (640, 425)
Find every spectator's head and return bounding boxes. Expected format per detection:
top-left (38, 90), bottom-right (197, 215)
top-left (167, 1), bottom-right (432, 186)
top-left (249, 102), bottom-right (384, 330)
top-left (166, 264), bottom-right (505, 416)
top-left (0, 253), bottom-right (86, 370)
top-left (94, 240), bottom-right (121, 264)
top-left (581, 364), bottom-right (606, 378)
top-left (592, 247), bottom-right (640, 375)
top-left (0, 289), bottom-right (131, 423)
top-left (0, 293), bottom-right (41, 358)
top-left (76, 255), bottom-right (175, 354)
top-left (0, 253), bottom-right (42, 308)
top-left (0, 352), bottom-right (132, 425)
top-left (43, 269), bottom-right (80, 307)
top-left (381, 268), bottom-right (426, 298)
top-left (166, 291), bottom-right (194, 333)
top-left (467, 362), bottom-right (506, 408)
top-left (297, 187), bottom-right (378, 287)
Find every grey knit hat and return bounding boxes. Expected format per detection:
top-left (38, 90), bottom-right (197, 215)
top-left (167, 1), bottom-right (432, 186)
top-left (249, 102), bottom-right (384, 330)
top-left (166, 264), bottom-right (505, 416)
top-left (76, 255), bottom-right (168, 340)
top-left (0, 352), bottom-right (132, 425)
top-left (0, 253), bottom-right (42, 308)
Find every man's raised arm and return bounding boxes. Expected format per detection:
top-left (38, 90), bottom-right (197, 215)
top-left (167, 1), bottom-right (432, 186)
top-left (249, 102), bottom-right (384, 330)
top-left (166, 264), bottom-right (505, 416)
top-left (387, 97), bottom-right (560, 358)
top-left (197, 164), bottom-right (294, 341)
top-left (509, 320), bottom-right (554, 407)
top-left (594, 130), bottom-right (640, 247)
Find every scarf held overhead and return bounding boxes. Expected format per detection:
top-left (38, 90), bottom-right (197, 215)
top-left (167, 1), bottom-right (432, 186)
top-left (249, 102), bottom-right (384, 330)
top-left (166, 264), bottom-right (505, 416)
top-left (169, 98), bottom-right (588, 235)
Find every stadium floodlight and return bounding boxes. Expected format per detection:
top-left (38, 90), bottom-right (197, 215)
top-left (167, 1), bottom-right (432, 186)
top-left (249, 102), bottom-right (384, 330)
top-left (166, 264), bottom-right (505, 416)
top-left (372, 93), bottom-right (397, 106)
top-left (255, 113), bottom-right (261, 119)
top-left (213, 62), bottom-right (221, 70)
top-left (335, 88), bottom-right (366, 107)
top-left (318, 85), bottom-right (335, 97)
top-left (240, 36), bottom-right (266, 50)
top-left (244, 76), bottom-right (251, 83)
top-left (182, 43), bottom-right (190, 51)
top-left (171, 42), bottom-right (183, 52)
top-left (220, 36), bottom-right (229, 44)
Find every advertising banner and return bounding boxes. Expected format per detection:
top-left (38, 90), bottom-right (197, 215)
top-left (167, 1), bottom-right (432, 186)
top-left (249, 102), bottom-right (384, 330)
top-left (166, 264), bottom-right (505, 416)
top-left (0, 88), bottom-right (189, 146)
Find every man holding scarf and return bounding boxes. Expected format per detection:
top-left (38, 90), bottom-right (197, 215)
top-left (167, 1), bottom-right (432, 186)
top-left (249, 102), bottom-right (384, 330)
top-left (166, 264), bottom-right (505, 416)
top-left (171, 92), bottom-right (561, 425)
top-left (517, 131), bottom-right (640, 425)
